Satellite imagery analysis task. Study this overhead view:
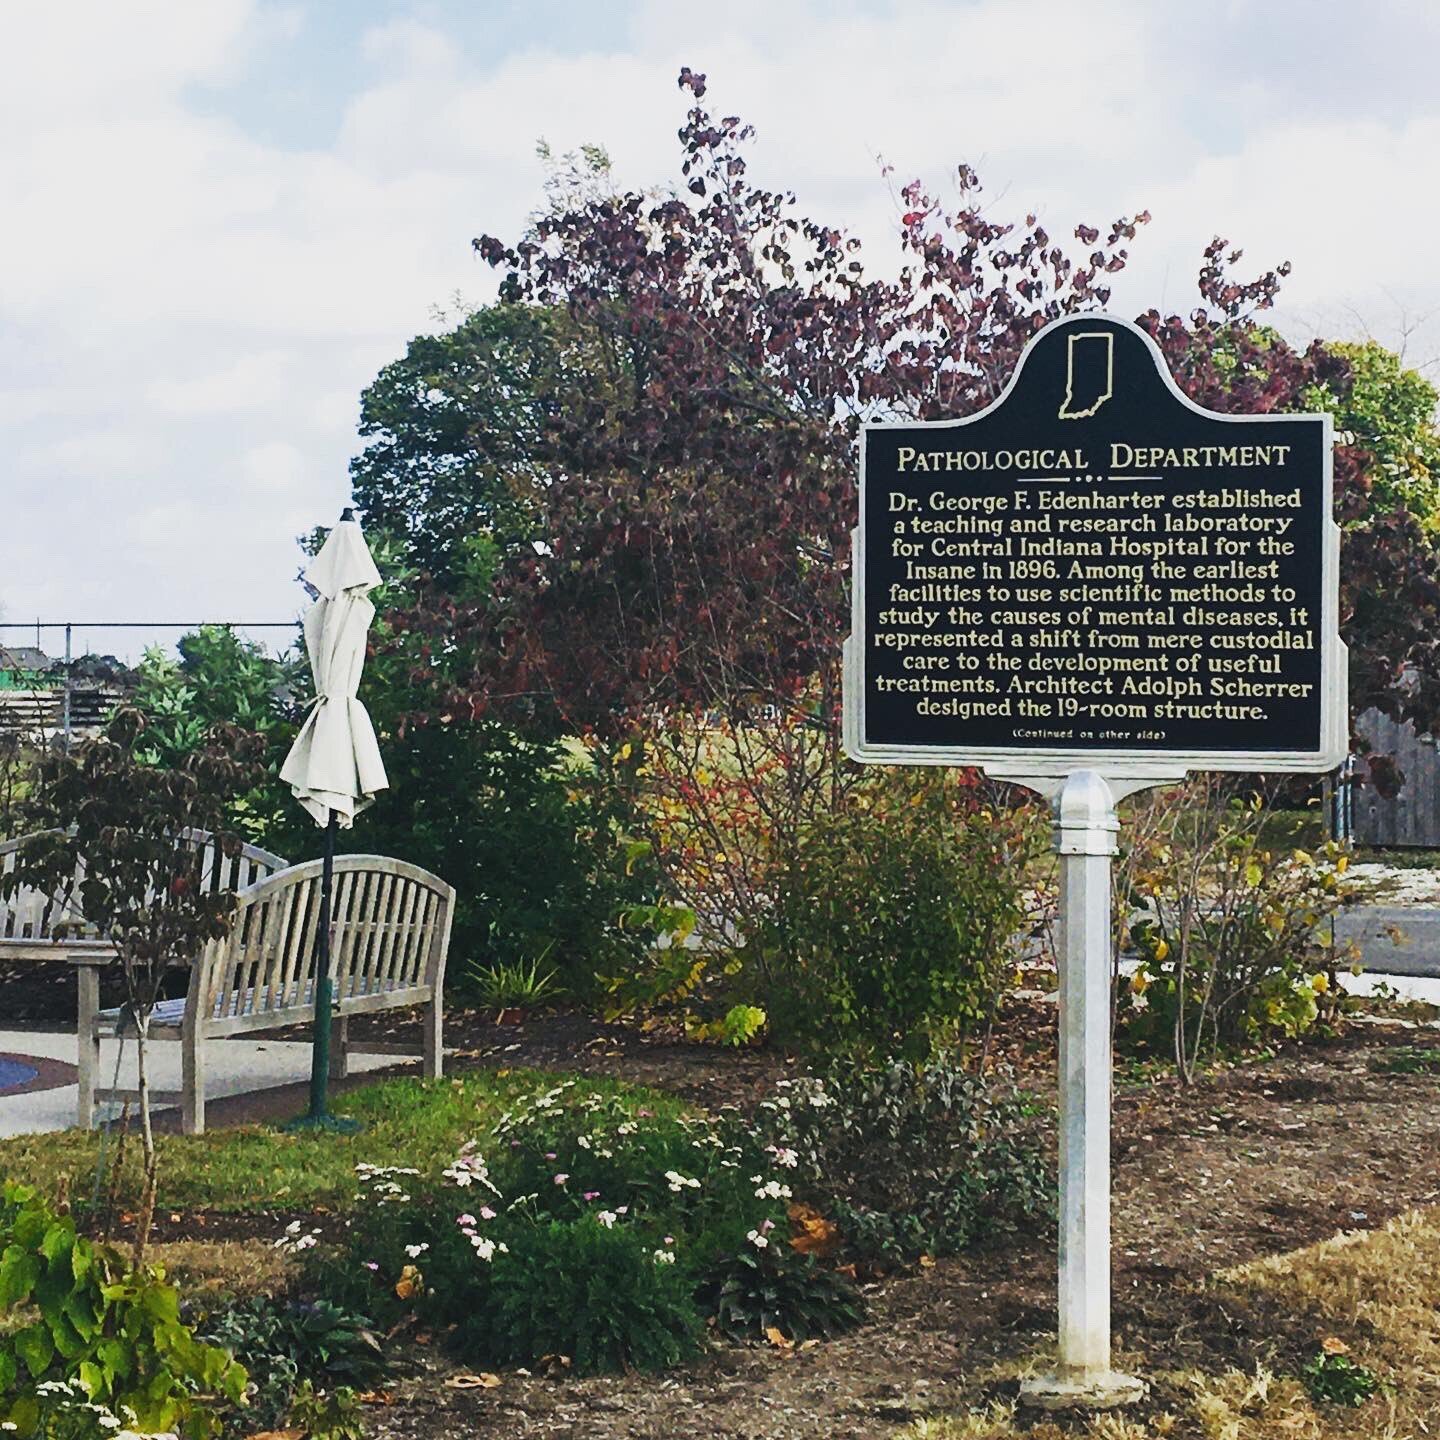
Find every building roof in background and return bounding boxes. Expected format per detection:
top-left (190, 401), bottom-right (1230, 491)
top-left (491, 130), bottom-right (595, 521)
top-left (0, 647), bottom-right (51, 672)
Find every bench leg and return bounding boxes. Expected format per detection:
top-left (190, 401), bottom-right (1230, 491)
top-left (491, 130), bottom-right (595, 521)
top-left (181, 1027), bottom-right (206, 1137)
top-left (329, 1016), bottom-right (349, 1080)
top-left (423, 996), bottom-right (443, 1080)
top-left (76, 967), bottom-right (100, 1130)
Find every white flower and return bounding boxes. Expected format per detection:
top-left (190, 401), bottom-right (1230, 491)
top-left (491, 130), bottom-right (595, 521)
top-left (404, 1243), bottom-right (429, 1259)
top-left (653, 1249), bottom-right (677, 1265)
top-left (597, 1210), bottom-right (618, 1228)
top-left (768, 1146), bottom-right (799, 1168)
top-left (754, 1180), bottom-right (792, 1201)
top-left (577, 1135), bottom-right (592, 1149)
top-left (664, 1170), bottom-right (700, 1192)
top-left (746, 1229), bottom-right (770, 1250)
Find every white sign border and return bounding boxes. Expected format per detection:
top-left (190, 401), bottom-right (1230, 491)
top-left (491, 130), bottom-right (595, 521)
top-left (843, 312), bottom-right (1348, 779)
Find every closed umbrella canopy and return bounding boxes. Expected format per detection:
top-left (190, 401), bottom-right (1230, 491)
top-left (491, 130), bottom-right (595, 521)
top-left (281, 513), bottom-right (388, 828)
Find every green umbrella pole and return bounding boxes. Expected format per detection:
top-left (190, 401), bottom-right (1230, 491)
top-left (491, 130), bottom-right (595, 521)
top-left (286, 813), bottom-right (361, 1134)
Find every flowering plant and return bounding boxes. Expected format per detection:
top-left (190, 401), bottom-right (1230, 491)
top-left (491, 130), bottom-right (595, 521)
top-left (300, 1080), bottom-right (796, 1374)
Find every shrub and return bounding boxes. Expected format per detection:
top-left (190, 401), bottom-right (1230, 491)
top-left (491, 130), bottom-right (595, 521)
top-left (305, 1079), bottom-right (794, 1374)
top-left (751, 1061), bottom-right (1052, 1265)
top-left (0, 1181), bottom-right (247, 1438)
top-left (485, 1215), bottom-right (703, 1373)
top-left (196, 1296), bottom-right (384, 1434)
top-left (758, 772), bottom-right (1038, 1061)
top-left (1116, 779), bottom-right (1378, 1080)
top-left (700, 1239), bottom-right (864, 1344)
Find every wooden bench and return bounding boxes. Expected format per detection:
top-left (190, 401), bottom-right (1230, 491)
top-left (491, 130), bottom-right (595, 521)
top-left (81, 855), bottom-right (455, 1134)
top-left (0, 829), bottom-right (288, 960)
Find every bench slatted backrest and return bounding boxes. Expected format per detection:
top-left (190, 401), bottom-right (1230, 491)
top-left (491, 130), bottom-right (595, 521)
top-left (0, 830), bottom-right (288, 954)
top-left (194, 855), bottom-right (455, 1036)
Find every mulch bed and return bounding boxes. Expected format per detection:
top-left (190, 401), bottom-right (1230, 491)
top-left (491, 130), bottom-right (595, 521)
top-left (91, 1005), bottom-right (1440, 1438)
top-left (13, 961), bottom-right (1440, 1436)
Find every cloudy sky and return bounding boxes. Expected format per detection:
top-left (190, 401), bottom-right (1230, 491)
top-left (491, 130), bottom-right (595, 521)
top-left (3, 0), bottom-right (1437, 662)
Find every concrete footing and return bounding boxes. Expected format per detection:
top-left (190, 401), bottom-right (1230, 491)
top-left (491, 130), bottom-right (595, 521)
top-left (1019, 1370), bottom-right (1147, 1411)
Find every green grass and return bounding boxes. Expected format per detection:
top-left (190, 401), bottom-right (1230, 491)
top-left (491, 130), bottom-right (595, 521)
top-left (0, 1069), bottom-right (684, 1214)
top-left (1367, 1046), bottom-right (1440, 1075)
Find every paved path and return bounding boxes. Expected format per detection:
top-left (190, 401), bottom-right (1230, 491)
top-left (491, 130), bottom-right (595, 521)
top-left (0, 1030), bottom-right (411, 1137)
top-left (1337, 904), bottom-right (1440, 977)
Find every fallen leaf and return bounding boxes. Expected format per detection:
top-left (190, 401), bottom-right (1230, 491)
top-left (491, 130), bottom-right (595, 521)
top-left (1321, 1336), bottom-right (1352, 1356)
top-left (764, 1326), bottom-right (794, 1350)
top-left (446, 1373), bottom-right (502, 1390)
top-left (787, 1202), bottom-right (840, 1257)
top-left (534, 1353), bottom-right (572, 1376)
top-left (246, 1431), bottom-right (301, 1440)
top-left (356, 1391), bottom-right (393, 1406)
top-left (918, 1254), bottom-right (937, 1269)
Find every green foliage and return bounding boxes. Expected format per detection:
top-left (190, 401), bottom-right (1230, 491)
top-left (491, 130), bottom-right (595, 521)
top-left (751, 1064), bottom-right (1051, 1266)
top-left (699, 1241), bottom-right (864, 1344)
top-left (280, 532), bottom-right (661, 996)
top-left (1366, 1046), bottom-right (1440, 1075)
top-left (759, 773), bottom-right (1037, 1060)
top-left (132, 626), bottom-right (302, 844)
top-left (0, 1181), bottom-right (247, 1438)
top-left (1302, 1349), bottom-right (1382, 1407)
top-left (685, 1004), bottom-right (768, 1048)
top-left (288, 1379), bottom-right (366, 1440)
top-left (484, 1216), bottom-right (703, 1374)
top-left (348, 303), bottom-right (583, 581)
top-left (1304, 340), bottom-right (1440, 527)
top-left (308, 1079), bottom-right (792, 1375)
top-left (467, 950), bottom-right (562, 1010)
top-left (197, 1296), bottom-right (383, 1433)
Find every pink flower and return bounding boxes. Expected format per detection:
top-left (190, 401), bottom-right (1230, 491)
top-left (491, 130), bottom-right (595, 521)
top-left (544, 1152), bottom-right (557, 1160)
top-left (554, 1173), bottom-right (569, 1186)
top-left (636, 1109), bottom-right (653, 1118)
top-left (456, 1214), bottom-right (477, 1227)
top-left (362, 1261), bottom-right (379, 1272)
top-left (584, 1191), bottom-right (600, 1202)
top-left (761, 1219), bottom-right (776, 1233)
top-left (479, 1205), bottom-right (497, 1220)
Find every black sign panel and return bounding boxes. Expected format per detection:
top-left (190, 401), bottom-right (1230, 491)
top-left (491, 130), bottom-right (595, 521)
top-left (846, 314), bottom-right (1343, 768)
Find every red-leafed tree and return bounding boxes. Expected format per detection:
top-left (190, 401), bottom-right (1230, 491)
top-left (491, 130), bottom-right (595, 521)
top-left (378, 69), bottom-right (1440, 968)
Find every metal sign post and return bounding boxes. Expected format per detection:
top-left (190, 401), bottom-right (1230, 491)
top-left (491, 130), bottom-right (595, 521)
top-left (843, 313), bottom-right (1346, 1407)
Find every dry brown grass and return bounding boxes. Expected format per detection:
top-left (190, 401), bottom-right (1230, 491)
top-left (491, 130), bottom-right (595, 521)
top-left (147, 1238), bottom-right (298, 1298)
top-left (908, 1205), bottom-right (1440, 1439)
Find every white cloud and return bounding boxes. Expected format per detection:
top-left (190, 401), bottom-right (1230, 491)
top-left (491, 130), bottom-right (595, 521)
top-left (0, 0), bottom-right (1436, 657)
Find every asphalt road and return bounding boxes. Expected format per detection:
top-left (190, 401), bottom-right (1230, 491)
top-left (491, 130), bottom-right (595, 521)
top-left (1336, 905), bottom-right (1440, 977)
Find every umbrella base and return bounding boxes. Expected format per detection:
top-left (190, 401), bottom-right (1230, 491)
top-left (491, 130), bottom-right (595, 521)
top-left (281, 1111), bottom-right (363, 1136)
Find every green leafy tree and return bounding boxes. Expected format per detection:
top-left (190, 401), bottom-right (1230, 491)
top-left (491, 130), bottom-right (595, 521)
top-left (348, 304), bottom-right (585, 582)
top-left (132, 625), bottom-right (303, 844)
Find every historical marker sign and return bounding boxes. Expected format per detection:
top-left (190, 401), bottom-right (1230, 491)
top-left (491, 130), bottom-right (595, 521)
top-left (844, 313), bottom-right (1347, 776)
top-left (843, 312), bottom-right (1347, 1405)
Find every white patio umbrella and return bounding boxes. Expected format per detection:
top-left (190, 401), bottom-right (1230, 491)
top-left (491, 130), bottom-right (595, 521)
top-left (281, 510), bottom-right (389, 827)
top-left (280, 508), bottom-right (388, 1130)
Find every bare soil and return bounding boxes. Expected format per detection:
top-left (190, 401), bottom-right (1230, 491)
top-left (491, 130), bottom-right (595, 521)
top-left (233, 1011), bottom-right (1440, 1438)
